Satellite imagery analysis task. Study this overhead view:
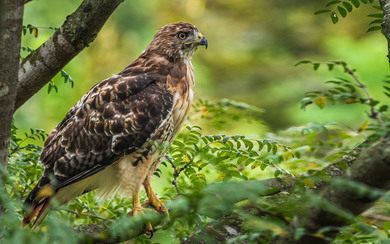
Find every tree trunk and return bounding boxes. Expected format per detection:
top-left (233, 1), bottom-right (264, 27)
top-left (0, 0), bottom-right (24, 212)
top-left (0, 0), bottom-right (24, 175)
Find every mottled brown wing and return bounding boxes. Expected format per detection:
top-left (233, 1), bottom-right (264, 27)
top-left (26, 74), bottom-right (173, 204)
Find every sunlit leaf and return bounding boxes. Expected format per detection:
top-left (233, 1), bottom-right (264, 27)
top-left (315, 97), bottom-right (326, 109)
top-left (302, 179), bottom-right (315, 188)
top-left (358, 119), bottom-right (369, 133)
top-left (33, 27), bottom-right (38, 38)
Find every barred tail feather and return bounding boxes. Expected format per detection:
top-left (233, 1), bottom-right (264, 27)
top-left (23, 181), bottom-right (56, 227)
top-left (22, 198), bottom-right (52, 227)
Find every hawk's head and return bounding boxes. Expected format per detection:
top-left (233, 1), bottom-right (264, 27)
top-left (144, 22), bottom-right (208, 62)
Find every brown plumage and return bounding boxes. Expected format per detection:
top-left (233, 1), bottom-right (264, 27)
top-left (23, 22), bottom-right (208, 227)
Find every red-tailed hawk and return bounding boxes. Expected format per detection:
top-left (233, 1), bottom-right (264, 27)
top-left (23, 22), bottom-right (208, 228)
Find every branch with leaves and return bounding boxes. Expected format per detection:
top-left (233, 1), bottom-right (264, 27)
top-left (15, 0), bottom-right (124, 110)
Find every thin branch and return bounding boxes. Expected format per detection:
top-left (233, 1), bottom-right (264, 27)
top-left (63, 209), bottom-right (112, 222)
top-left (346, 67), bottom-right (380, 120)
top-left (165, 157), bottom-right (181, 195)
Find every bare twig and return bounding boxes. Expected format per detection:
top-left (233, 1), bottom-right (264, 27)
top-left (63, 209), bottom-right (112, 222)
top-left (165, 157), bottom-right (181, 195)
top-left (346, 68), bottom-right (381, 121)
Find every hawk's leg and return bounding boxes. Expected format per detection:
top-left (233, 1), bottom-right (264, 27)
top-left (142, 172), bottom-right (169, 218)
top-left (128, 188), bottom-right (154, 235)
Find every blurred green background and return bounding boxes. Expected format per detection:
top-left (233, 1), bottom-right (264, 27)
top-left (16, 0), bottom-right (389, 140)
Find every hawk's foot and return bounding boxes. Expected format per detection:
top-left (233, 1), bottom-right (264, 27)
top-left (142, 194), bottom-right (169, 219)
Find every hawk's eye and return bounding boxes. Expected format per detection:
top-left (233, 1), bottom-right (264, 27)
top-left (177, 32), bottom-right (188, 40)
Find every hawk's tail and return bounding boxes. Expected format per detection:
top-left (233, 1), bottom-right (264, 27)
top-left (23, 181), bottom-right (56, 228)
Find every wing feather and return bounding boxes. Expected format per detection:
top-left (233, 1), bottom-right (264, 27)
top-left (25, 72), bottom-right (173, 209)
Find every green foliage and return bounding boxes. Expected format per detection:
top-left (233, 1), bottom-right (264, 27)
top-left (45, 71), bottom-right (74, 94)
top-left (45, 70), bottom-right (75, 94)
top-left (296, 60), bottom-right (390, 148)
top-left (315, 0), bottom-right (379, 28)
top-left (22, 24), bottom-right (58, 37)
top-left (164, 124), bottom-right (292, 192)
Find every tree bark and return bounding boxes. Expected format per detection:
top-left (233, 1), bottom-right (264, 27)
top-left (15, 0), bottom-right (124, 110)
top-left (0, 0), bottom-right (24, 175)
top-left (0, 0), bottom-right (24, 213)
top-left (275, 136), bottom-right (390, 244)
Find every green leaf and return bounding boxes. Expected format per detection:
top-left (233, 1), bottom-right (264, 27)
top-left (242, 139), bottom-right (253, 150)
top-left (338, 6), bottom-right (347, 17)
top-left (372, 5), bottom-right (383, 10)
top-left (251, 162), bottom-right (260, 169)
top-left (266, 142), bottom-right (272, 152)
top-left (313, 63), bottom-right (320, 70)
top-left (342, 2), bottom-right (353, 12)
top-left (260, 163), bottom-right (268, 171)
top-left (325, 80), bottom-right (342, 85)
top-left (369, 100), bottom-right (380, 106)
top-left (330, 12), bottom-right (339, 24)
top-left (369, 19), bottom-right (383, 25)
top-left (342, 83), bottom-right (356, 92)
top-left (367, 26), bottom-right (382, 33)
top-left (350, 0), bottom-right (360, 8)
top-left (294, 60), bottom-right (312, 66)
top-left (244, 158), bottom-right (255, 166)
top-left (223, 135), bottom-right (231, 143)
top-left (272, 145), bottom-right (278, 155)
top-left (257, 141), bottom-right (264, 151)
top-left (367, 13), bottom-right (383, 18)
top-left (300, 97), bottom-right (313, 109)
top-left (379, 105), bottom-right (388, 112)
top-left (326, 0), bottom-right (341, 7)
top-left (314, 9), bottom-right (331, 15)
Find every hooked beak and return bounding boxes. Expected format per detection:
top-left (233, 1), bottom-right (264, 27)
top-left (197, 33), bottom-right (208, 49)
